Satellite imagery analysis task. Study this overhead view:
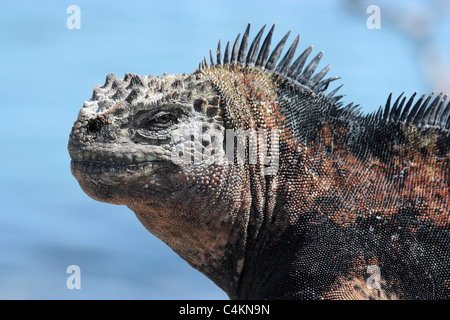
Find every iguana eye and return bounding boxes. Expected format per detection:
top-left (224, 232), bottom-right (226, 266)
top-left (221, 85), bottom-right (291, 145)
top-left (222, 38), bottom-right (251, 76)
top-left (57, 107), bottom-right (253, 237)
top-left (139, 112), bottom-right (176, 130)
top-left (156, 114), bottom-right (171, 124)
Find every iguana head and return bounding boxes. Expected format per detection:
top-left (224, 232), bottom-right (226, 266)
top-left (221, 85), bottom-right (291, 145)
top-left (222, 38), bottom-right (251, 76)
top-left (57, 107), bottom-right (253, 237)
top-left (68, 72), bottom-right (223, 204)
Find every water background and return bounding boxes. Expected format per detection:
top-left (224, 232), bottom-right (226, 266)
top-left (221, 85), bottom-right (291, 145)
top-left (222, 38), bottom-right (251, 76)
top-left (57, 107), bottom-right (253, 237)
top-left (0, 0), bottom-right (448, 299)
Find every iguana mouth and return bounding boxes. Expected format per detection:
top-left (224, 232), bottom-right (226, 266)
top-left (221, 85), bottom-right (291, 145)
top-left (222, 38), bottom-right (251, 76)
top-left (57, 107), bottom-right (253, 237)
top-left (68, 143), bottom-right (172, 176)
top-left (70, 159), bottom-right (166, 175)
top-left (68, 144), bottom-right (172, 180)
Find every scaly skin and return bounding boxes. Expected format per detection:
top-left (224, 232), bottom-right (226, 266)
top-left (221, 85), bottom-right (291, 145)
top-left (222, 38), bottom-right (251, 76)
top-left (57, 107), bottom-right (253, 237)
top-left (68, 23), bottom-right (450, 299)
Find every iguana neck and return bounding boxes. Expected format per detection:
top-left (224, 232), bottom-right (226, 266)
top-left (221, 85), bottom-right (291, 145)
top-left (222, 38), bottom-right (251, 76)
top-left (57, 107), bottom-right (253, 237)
top-left (127, 166), bottom-right (254, 298)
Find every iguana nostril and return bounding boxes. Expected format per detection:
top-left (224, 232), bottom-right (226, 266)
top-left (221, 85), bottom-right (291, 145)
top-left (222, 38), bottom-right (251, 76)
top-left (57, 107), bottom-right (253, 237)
top-left (87, 118), bottom-right (102, 133)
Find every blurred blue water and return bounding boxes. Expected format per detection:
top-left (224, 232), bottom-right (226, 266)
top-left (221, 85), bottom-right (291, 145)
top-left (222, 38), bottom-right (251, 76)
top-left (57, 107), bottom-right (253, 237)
top-left (0, 0), bottom-right (448, 299)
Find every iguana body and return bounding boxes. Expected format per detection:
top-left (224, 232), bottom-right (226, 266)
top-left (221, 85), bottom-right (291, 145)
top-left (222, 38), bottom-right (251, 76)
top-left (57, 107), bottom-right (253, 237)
top-left (68, 23), bottom-right (450, 299)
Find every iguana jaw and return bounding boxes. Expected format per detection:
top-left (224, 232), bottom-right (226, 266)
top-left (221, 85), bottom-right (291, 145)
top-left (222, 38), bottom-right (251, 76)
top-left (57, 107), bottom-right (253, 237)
top-left (69, 145), bottom-right (170, 180)
top-left (68, 137), bottom-right (177, 205)
top-left (70, 159), bottom-right (176, 205)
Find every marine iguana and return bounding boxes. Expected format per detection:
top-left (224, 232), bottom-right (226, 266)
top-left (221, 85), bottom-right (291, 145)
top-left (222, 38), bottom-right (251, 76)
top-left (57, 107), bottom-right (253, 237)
top-left (68, 23), bottom-right (450, 300)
